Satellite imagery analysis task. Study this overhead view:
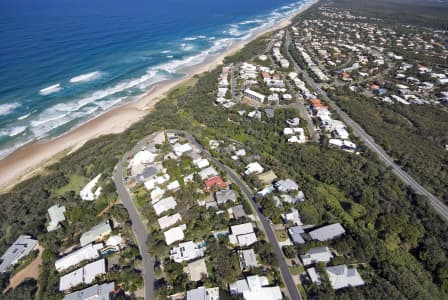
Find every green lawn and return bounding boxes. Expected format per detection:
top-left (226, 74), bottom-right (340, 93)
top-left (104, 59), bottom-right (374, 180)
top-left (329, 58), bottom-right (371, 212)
top-left (54, 174), bottom-right (86, 196)
top-left (274, 229), bottom-right (289, 242)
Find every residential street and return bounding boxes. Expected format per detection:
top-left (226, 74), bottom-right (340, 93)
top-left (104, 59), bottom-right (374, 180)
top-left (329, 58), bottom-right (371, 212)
top-left (113, 135), bottom-right (156, 300)
top-left (285, 30), bottom-right (448, 221)
top-left (178, 131), bottom-right (303, 300)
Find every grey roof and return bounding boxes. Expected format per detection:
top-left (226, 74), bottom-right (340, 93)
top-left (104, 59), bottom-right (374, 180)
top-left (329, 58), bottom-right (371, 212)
top-left (265, 109), bottom-right (275, 119)
top-left (63, 282), bottom-right (115, 300)
top-left (275, 179), bottom-right (299, 192)
top-left (205, 200), bottom-right (218, 209)
top-left (289, 226), bottom-right (305, 244)
top-left (0, 235), bottom-right (38, 273)
top-left (187, 286), bottom-right (206, 300)
top-left (231, 205), bottom-right (247, 219)
top-left (216, 189), bottom-right (236, 205)
top-left (229, 279), bottom-right (250, 295)
top-left (309, 223), bottom-right (346, 241)
top-left (80, 221), bottom-right (112, 247)
top-left (239, 249), bottom-right (258, 270)
top-left (138, 165), bottom-right (162, 181)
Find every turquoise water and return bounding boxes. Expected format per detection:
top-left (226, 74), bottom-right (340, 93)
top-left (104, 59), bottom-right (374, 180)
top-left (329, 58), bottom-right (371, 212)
top-left (0, 0), bottom-right (308, 158)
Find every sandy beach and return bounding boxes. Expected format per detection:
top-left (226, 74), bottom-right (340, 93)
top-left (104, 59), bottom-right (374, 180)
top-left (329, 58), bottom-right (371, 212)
top-left (0, 0), bottom-right (317, 191)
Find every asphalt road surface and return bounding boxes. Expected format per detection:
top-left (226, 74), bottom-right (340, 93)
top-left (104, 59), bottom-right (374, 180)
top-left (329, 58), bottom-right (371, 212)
top-left (177, 131), bottom-right (302, 300)
top-left (113, 135), bottom-right (156, 300)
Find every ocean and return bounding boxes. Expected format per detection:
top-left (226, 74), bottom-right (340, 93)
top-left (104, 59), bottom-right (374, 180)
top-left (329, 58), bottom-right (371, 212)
top-left (0, 0), bottom-right (307, 159)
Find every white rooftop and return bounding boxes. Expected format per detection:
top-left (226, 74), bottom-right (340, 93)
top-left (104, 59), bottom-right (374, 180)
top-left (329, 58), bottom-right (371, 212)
top-left (300, 247), bottom-right (334, 266)
top-left (59, 259), bottom-right (106, 291)
top-left (170, 241), bottom-right (204, 263)
top-left (326, 265), bottom-right (364, 290)
top-left (158, 213), bottom-right (182, 230)
top-left (0, 235), bottom-right (38, 273)
top-left (47, 204), bottom-right (66, 232)
top-left (55, 243), bottom-right (103, 272)
top-left (63, 282), bottom-right (115, 300)
top-left (199, 166), bottom-right (219, 180)
top-left (309, 223), bottom-right (346, 241)
top-left (80, 221), bottom-right (112, 247)
top-left (80, 174), bottom-right (102, 201)
top-left (164, 224), bottom-right (187, 245)
top-left (153, 196), bottom-right (177, 216)
top-left (245, 162), bottom-right (264, 176)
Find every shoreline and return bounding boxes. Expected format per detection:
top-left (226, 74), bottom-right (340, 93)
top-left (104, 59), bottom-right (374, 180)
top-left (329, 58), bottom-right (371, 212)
top-left (0, 0), bottom-right (317, 191)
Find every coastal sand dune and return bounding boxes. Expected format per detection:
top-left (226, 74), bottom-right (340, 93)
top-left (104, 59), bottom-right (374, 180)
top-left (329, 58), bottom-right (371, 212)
top-left (0, 1), bottom-right (316, 191)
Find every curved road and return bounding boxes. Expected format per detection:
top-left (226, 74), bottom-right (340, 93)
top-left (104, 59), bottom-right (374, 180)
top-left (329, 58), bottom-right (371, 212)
top-left (175, 130), bottom-right (302, 300)
top-left (113, 135), bottom-right (156, 300)
top-left (285, 30), bottom-right (448, 221)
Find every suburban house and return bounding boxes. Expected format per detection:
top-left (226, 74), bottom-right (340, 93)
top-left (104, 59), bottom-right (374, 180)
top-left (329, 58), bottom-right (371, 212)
top-left (80, 174), bottom-right (102, 201)
top-left (59, 259), bottom-right (106, 291)
top-left (199, 166), bottom-right (219, 180)
top-left (244, 162), bottom-right (264, 176)
top-left (238, 249), bottom-right (258, 271)
top-left (204, 176), bottom-right (227, 192)
top-left (229, 205), bottom-right (247, 219)
top-left (275, 179), bottom-right (299, 193)
top-left (309, 223), bottom-right (346, 241)
top-left (300, 247), bottom-right (334, 266)
top-left (229, 223), bottom-right (257, 247)
top-left (0, 235), bottom-right (38, 273)
top-left (326, 265), bottom-right (365, 290)
top-left (244, 89), bottom-right (266, 103)
top-left (288, 226), bottom-right (305, 244)
top-left (153, 196), bottom-right (177, 216)
top-left (173, 143), bottom-right (193, 157)
top-left (158, 213), bottom-right (182, 230)
top-left (281, 208), bottom-right (302, 226)
top-left (55, 243), bottom-right (103, 272)
top-left (229, 275), bottom-right (282, 300)
top-left (80, 221), bottom-right (112, 247)
top-left (63, 282), bottom-right (115, 300)
top-left (47, 204), bottom-right (66, 232)
top-left (129, 150), bottom-right (156, 176)
top-left (307, 267), bottom-right (321, 284)
top-left (215, 189), bottom-right (236, 205)
top-left (257, 170), bottom-right (278, 185)
top-left (170, 241), bottom-right (204, 263)
top-left (186, 286), bottom-right (220, 300)
top-left (164, 224), bottom-right (187, 245)
top-left (184, 258), bottom-right (208, 282)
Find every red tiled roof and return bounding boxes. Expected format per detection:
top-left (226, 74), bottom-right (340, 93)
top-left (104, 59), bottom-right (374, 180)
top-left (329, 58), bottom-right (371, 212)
top-left (204, 176), bottom-right (227, 192)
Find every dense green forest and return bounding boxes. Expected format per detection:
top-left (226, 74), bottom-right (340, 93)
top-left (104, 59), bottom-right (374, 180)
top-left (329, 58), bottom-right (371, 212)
top-left (0, 2), bottom-right (448, 299)
top-left (330, 86), bottom-right (448, 204)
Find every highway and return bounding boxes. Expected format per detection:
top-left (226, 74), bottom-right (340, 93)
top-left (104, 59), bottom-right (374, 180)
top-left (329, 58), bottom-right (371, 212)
top-left (113, 135), bottom-right (156, 300)
top-left (177, 131), bottom-right (302, 300)
top-left (285, 30), bottom-right (448, 221)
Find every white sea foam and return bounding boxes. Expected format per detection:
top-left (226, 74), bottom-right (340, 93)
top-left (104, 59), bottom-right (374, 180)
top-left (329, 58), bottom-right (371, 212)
top-left (95, 97), bottom-right (124, 110)
top-left (156, 38), bottom-right (234, 74)
top-left (39, 83), bottom-right (62, 95)
top-left (180, 43), bottom-right (194, 51)
top-left (69, 71), bottom-right (102, 83)
top-left (0, 103), bottom-right (20, 116)
top-left (184, 35), bottom-right (207, 41)
top-left (0, 126), bottom-right (27, 137)
top-left (161, 50), bottom-right (171, 54)
top-left (17, 113), bottom-right (31, 120)
top-left (239, 19), bottom-right (263, 25)
top-left (27, 69), bottom-right (168, 139)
